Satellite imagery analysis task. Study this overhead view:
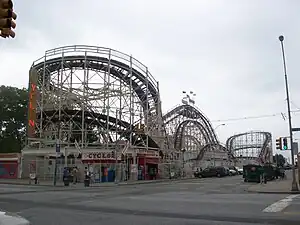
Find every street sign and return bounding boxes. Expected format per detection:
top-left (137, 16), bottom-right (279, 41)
top-left (293, 142), bottom-right (298, 155)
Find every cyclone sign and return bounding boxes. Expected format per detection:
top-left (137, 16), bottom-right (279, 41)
top-left (82, 151), bottom-right (115, 160)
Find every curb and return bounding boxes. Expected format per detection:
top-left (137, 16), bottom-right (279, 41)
top-left (68, 177), bottom-right (195, 190)
top-left (116, 178), bottom-right (195, 186)
top-left (0, 177), bottom-right (195, 190)
top-left (246, 189), bottom-right (300, 194)
top-left (0, 181), bottom-right (64, 187)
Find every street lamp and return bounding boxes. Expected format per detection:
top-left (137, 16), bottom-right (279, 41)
top-left (278, 35), bottom-right (299, 191)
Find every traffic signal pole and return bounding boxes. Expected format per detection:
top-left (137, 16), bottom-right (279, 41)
top-left (278, 35), bottom-right (299, 191)
top-left (276, 138), bottom-right (282, 150)
top-left (0, 0), bottom-right (17, 38)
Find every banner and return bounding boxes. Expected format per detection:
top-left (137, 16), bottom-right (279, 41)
top-left (27, 68), bottom-right (38, 138)
top-left (82, 151), bottom-right (116, 160)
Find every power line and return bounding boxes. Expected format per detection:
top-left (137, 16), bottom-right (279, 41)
top-left (291, 101), bottom-right (300, 110)
top-left (212, 109), bottom-right (300, 122)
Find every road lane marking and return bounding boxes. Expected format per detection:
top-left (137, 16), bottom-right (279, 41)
top-left (263, 194), bottom-right (299, 213)
top-left (179, 187), bottom-right (189, 190)
top-left (283, 211), bottom-right (300, 215)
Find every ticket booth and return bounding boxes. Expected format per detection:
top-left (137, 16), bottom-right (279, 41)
top-left (82, 151), bottom-right (118, 183)
top-left (137, 150), bottom-right (160, 180)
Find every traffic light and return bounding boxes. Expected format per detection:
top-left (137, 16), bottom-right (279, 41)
top-left (0, 0), bottom-right (16, 38)
top-left (282, 137), bottom-right (288, 150)
top-left (276, 137), bottom-right (282, 150)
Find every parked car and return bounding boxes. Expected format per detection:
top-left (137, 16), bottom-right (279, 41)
top-left (228, 166), bottom-right (243, 175)
top-left (235, 167), bottom-right (243, 175)
top-left (229, 169), bottom-right (237, 176)
top-left (223, 166), bottom-right (230, 176)
top-left (199, 166), bottom-right (228, 178)
top-left (0, 211), bottom-right (30, 225)
top-left (283, 165), bottom-right (292, 170)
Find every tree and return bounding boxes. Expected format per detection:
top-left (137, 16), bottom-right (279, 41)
top-left (273, 154), bottom-right (286, 167)
top-left (0, 85), bottom-right (28, 153)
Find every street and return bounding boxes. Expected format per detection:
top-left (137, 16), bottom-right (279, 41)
top-left (0, 176), bottom-right (299, 225)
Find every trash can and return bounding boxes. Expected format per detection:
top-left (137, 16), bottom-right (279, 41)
top-left (243, 164), bottom-right (262, 183)
top-left (84, 178), bottom-right (90, 187)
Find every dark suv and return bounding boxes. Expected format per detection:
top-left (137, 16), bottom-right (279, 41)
top-left (199, 166), bottom-right (228, 178)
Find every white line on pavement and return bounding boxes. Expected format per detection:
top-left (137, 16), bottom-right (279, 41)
top-left (263, 194), bottom-right (300, 213)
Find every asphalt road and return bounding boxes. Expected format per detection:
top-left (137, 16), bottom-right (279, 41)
top-left (0, 175), bottom-right (299, 225)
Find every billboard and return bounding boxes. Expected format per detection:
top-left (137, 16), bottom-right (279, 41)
top-left (27, 68), bottom-right (38, 138)
top-left (0, 161), bottom-right (18, 179)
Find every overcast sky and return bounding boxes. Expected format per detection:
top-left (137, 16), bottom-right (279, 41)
top-left (1, 0), bottom-right (300, 159)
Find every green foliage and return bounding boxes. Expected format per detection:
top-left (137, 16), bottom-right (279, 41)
top-left (0, 85), bottom-right (28, 153)
top-left (273, 154), bottom-right (286, 167)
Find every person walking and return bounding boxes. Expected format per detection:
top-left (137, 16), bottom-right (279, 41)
top-left (72, 167), bottom-right (78, 184)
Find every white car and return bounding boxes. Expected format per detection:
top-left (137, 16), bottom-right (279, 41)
top-left (236, 167), bottom-right (243, 175)
top-left (0, 211), bottom-right (30, 225)
top-left (229, 169), bottom-right (237, 176)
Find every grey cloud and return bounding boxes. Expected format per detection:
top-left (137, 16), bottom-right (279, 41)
top-left (2, 0), bottom-right (300, 145)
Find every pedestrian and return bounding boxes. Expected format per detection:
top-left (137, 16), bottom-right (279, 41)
top-left (88, 165), bottom-right (94, 184)
top-left (263, 172), bottom-right (267, 184)
top-left (72, 167), bottom-right (78, 184)
top-left (279, 167), bottom-right (286, 180)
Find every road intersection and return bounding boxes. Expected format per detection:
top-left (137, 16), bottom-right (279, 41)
top-left (0, 176), bottom-right (299, 225)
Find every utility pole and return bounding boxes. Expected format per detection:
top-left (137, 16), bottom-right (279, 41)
top-left (278, 35), bottom-right (299, 191)
top-left (182, 149), bottom-right (186, 177)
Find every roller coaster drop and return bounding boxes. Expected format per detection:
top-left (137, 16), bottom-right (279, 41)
top-left (25, 45), bottom-right (232, 163)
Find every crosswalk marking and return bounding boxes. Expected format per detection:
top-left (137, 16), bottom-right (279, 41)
top-left (263, 195), bottom-right (299, 213)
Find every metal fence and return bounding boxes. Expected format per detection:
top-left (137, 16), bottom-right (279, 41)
top-left (20, 157), bottom-right (184, 182)
top-left (20, 156), bottom-right (237, 181)
top-left (21, 158), bottom-right (84, 181)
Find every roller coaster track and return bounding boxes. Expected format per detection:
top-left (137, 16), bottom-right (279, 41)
top-left (174, 133), bottom-right (231, 161)
top-left (30, 46), bottom-right (162, 149)
top-left (37, 109), bottom-right (160, 148)
top-left (174, 119), bottom-right (216, 150)
top-left (163, 104), bottom-right (219, 149)
top-left (258, 132), bottom-right (272, 163)
top-left (195, 143), bottom-right (228, 161)
top-left (161, 104), bottom-right (235, 160)
top-left (32, 54), bottom-right (159, 116)
top-left (225, 131), bottom-right (272, 163)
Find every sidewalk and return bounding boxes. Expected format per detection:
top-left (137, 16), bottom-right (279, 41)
top-left (247, 171), bottom-right (300, 194)
top-left (0, 177), bottom-right (194, 189)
